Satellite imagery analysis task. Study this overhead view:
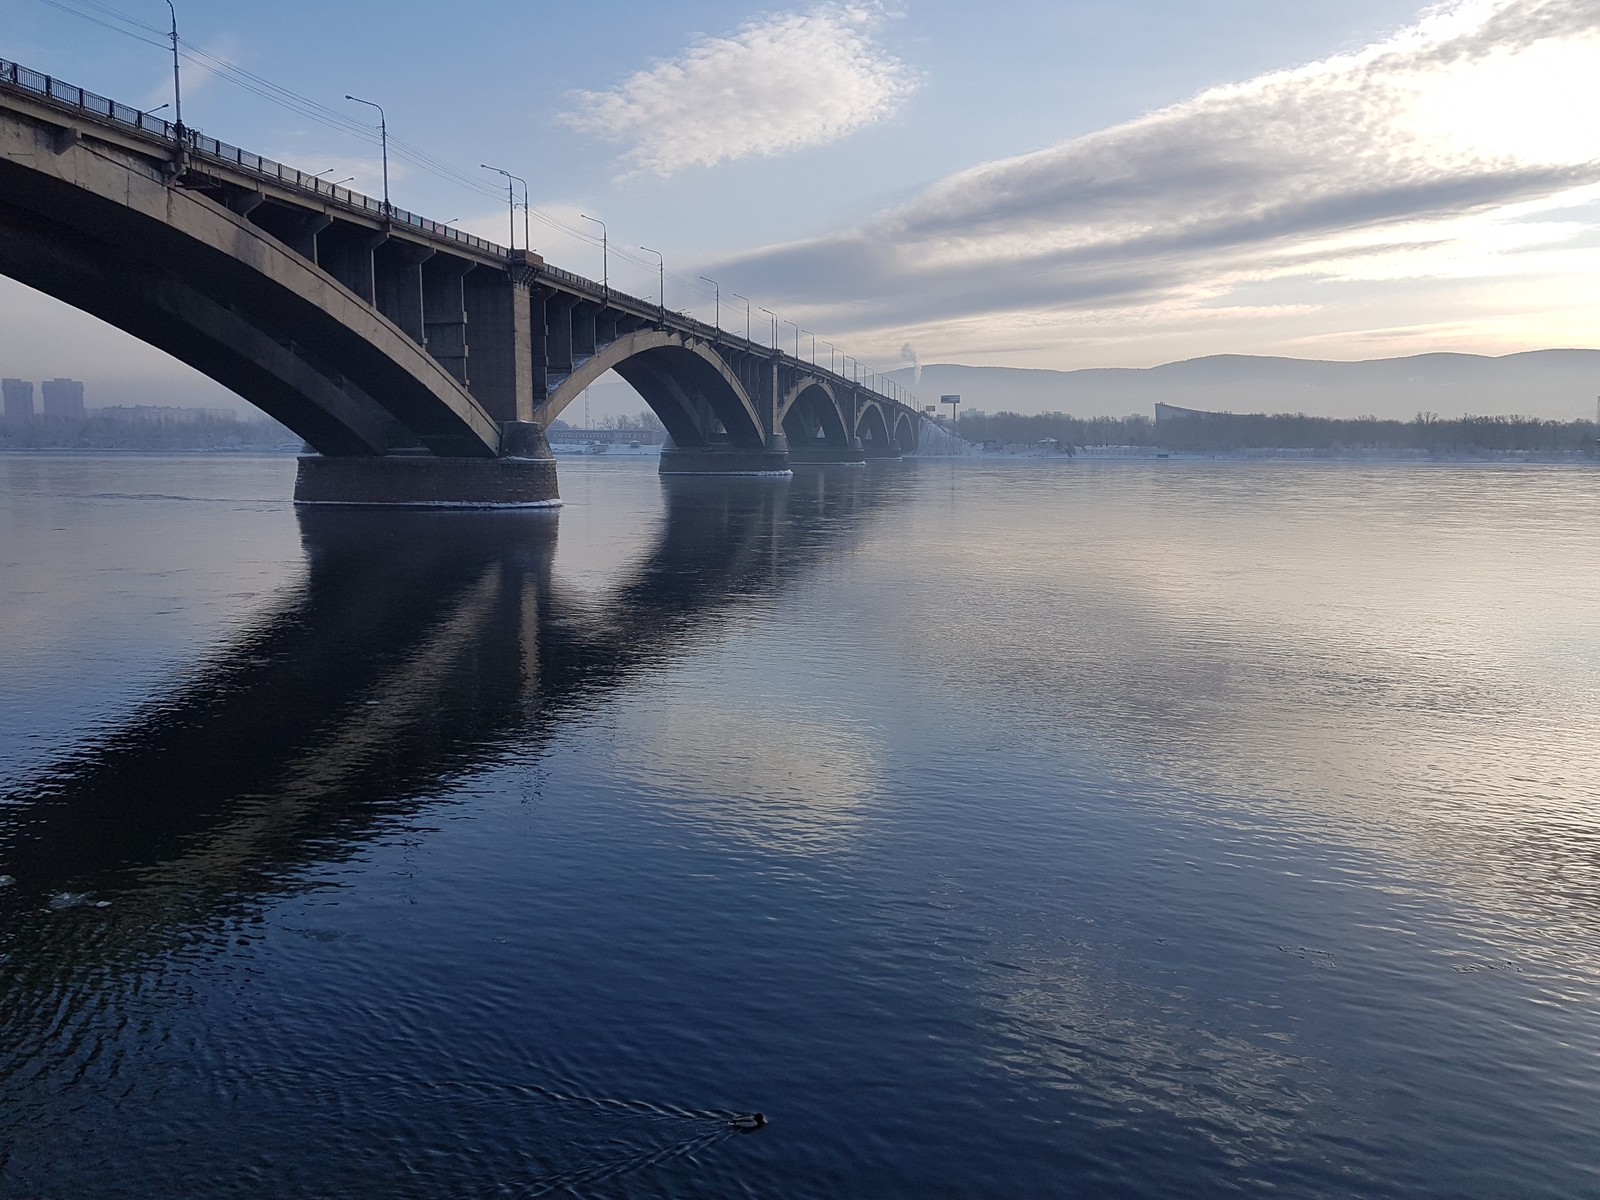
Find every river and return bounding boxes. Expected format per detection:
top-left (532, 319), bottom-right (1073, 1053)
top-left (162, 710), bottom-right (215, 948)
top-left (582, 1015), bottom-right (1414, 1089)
top-left (2, 452), bottom-right (1597, 1198)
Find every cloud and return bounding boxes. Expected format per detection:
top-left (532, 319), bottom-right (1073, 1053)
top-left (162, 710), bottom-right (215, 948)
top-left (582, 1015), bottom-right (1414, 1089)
top-left (708, 0), bottom-right (1600, 363)
top-left (562, 3), bottom-right (916, 175)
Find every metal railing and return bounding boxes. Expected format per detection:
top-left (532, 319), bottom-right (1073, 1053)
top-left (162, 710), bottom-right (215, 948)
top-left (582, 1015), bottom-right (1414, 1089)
top-left (0, 57), bottom-right (921, 416)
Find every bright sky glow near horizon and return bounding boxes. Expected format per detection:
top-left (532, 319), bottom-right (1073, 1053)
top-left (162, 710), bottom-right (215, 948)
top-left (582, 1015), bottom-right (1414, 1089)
top-left (1, 0), bottom-right (1597, 410)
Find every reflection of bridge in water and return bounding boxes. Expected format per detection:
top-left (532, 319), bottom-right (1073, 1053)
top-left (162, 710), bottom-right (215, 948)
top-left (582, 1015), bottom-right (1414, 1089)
top-left (0, 468), bottom-right (904, 1014)
top-left (0, 60), bottom-right (928, 506)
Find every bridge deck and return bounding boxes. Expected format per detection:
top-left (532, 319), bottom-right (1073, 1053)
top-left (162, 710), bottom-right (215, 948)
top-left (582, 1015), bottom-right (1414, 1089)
top-left (0, 57), bottom-right (922, 421)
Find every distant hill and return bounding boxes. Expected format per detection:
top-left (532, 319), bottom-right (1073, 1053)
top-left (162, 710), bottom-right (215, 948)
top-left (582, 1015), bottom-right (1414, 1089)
top-left (886, 350), bottom-right (1600, 421)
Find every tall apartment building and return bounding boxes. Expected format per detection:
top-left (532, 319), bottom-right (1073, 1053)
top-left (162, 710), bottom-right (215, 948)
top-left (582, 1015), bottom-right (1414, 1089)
top-left (41, 378), bottom-right (86, 418)
top-left (2, 377), bottom-right (34, 418)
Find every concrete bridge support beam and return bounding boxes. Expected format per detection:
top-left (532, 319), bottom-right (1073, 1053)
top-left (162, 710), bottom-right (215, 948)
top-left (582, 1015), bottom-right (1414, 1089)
top-left (545, 294), bottom-right (576, 374)
top-left (421, 256), bottom-right (471, 386)
top-left (528, 288), bottom-right (549, 405)
top-left (463, 267), bottom-right (534, 423)
top-left (317, 223), bottom-right (385, 303)
top-left (247, 206), bottom-right (330, 262)
top-left (375, 240), bottom-right (433, 345)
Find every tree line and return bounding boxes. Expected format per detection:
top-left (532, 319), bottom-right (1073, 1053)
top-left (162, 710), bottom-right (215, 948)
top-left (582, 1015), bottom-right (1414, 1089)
top-left (0, 412), bottom-right (298, 450)
top-left (957, 410), bottom-right (1600, 455)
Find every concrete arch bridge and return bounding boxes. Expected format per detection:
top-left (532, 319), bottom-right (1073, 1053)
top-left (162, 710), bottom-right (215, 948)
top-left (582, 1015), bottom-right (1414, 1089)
top-left (0, 59), bottom-right (925, 505)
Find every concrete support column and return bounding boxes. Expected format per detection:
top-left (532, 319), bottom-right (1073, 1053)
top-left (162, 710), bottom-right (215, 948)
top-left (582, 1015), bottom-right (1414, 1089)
top-left (422, 256), bottom-right (472, 386)
top-left (572, 302), bottom-right (598, 360)
top-left (760, 357), bottom-right (786, 451)
top-left (250, 207), bottom-right (331, 262)
top-left (463, 266), bottom-right (535, 424)
top-left (375, 241), bottom-right (434, 345)
top-left (546, 295), bottom-right (575, 373)
top-left (528, 289), bottom-right (549, 405)
top-left (317, 222), bottom-right (386, 304)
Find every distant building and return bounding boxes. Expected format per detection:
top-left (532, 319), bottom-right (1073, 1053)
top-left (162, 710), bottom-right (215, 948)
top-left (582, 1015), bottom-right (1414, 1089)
top-left (41, 378), bottom-right (86, 418)
top-left (1154, 402), bottom-right (1225, 423)
top-left (545, 426), bottom-right (664, 445)
top-left (2, 378), bottom-right (34, 418)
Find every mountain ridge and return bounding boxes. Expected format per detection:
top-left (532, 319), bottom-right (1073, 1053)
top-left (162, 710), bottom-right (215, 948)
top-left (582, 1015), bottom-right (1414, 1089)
top-left (885, 349), bottom-right (1600, 421)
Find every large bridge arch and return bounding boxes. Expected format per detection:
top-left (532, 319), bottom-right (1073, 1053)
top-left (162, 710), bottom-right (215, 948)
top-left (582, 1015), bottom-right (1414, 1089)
top-left (0, 111), bottom-right (502, 458)
top-left (779, 379), bottom-right (852, 448)
top-left (894, 410), bottom-right (918, 454)
top-left (535, 330), bottom-right (765, 449)
top-left (856, 401), bottom-right (894, 457)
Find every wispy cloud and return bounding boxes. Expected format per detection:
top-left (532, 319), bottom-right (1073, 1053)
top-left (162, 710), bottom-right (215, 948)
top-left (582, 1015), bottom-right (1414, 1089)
top-left (710, 0), bottom-right (1600, 363)
top-left (562, 3), bottom-right (916, 175)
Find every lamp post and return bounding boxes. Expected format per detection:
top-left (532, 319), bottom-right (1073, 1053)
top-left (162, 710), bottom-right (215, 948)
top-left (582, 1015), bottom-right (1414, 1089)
top-left (640, 246), bottom-right (665, 323)
top-left (581, 214), bottom-right (608, 297)
top-left (482, 164), bottom-right (527, 251)
top-left (758, 306), bottom-right (777, 349)
top-left (164, 1), bottom-right (183, 137)
top-left (783, 320), bottom-right (801, 358)
top-left (821, 340), bottom-right (835, 374)
top-left (345, 94), bottom-right (389, 214)
top-left (731, 293), bottom-right (752, 343)
top-left (699, 276), bottom-right (720, 330)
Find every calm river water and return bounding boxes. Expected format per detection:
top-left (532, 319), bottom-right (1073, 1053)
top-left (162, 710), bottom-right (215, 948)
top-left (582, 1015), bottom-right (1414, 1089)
top-left (1, 452), bottom-right (1598, 1198)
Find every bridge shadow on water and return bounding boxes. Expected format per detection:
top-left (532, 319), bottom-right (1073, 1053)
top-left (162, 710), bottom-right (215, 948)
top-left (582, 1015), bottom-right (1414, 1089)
top-left (0, 466), bottom-right (905, 1043)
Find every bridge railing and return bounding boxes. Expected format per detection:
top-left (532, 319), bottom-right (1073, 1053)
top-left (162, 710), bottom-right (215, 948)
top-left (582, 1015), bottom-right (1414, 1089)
top-left (0, 57), bottom-right (507, 260)
top-left (1, 57), bottom-right (922, 416)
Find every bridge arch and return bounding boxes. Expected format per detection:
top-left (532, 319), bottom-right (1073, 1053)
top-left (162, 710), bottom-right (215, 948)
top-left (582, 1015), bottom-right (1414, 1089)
top-left (0, 119), bottom-right (502, 458)
top-left (855, 401), bottom-right (894, 456)
top-left (535, 330), bottom-right (765, 449)
top-left (779, 379), bottom-right (852, 448)
top-left (894, 410), bottom-right (918, 454)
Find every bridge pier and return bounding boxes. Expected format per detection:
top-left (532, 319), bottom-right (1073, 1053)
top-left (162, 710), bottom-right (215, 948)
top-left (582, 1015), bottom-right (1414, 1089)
top-left (658, 437), bottom-right (792, 476)
top-left (790, 435), bottom-right (867, 466)
top-left (294, 452), bottom-right (561, 507)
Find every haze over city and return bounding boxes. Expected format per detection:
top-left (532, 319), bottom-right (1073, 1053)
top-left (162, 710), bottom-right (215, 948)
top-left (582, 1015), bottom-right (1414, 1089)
top-left (3, 0), bottom-right (1597, 417)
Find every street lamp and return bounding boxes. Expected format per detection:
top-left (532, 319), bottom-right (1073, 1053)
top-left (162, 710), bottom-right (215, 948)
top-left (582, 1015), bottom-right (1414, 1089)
top-left (820, 340), bottom-right (835, 373)
top-left (332, 176), bottom-right (355, 188)
top-left (758, 306), bottom-right (777, 349)
top-left (640, 246), bottom-right (665, 322)
top-left (482, 164), bottom-right (527, 251)
top-left (731, 293), bottom-right (752, 342)
top-left (164, 1), bottom-right (183, 136)
top-left (580, 214), bottom-right (608, 296)
top-left (345, 94), bottom-right (389, 214)
top-left (699, 276), bottom-right (720, 330)
top-left (783, 320), bottom-right (801, 358)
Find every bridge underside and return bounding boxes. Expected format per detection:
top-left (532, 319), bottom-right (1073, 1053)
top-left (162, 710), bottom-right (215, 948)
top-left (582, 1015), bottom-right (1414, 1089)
top-left (0, 75), bottom-right (924, 503)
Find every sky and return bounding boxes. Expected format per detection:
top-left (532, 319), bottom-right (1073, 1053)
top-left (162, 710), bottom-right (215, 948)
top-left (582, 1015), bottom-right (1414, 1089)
top-left (1, 0), bottom-right (1598, 411)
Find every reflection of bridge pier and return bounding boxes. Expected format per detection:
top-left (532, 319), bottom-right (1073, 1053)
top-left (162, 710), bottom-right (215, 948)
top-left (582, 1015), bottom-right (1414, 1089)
top-left (0, 61), bottom-right (930, 504)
